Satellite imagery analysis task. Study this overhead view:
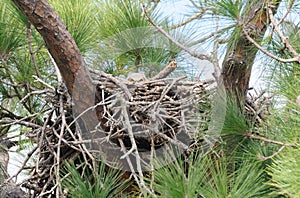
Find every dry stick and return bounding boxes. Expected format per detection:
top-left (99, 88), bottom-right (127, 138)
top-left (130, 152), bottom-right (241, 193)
top-left (259, 145), bottom-right (285, 161)
top-left (188, 0), bottom-right (201, 9)
top-left (119, 98), bottom-right (148, 193)
top-left (33, 75), bottom-right (55, 91)
top-left (26, 23), bottom-right (40, 78)
top-left (51, 128), bottom-right (81, 152)
top-left (153, 127), bottom-right (189, 150)
top-left (149, 138), bottom-right (157, 195)
top-left (19, 89), bottom-right (49, 104)
top-left (141, 4), bottom-right (210, 61)
top-left (68, 93), bottom-right (118, 128)
top-left (118, 138), bottom-right (142, 189)
top-left (40, 136), bottom-right (58, 196)
top-left (89, 68), bottom-right (133, 101)
top-left (146, 0), bottom-right (160, 13)
top-left (36, 108), bottom-right (56, 175)
top-left (74, 126), bottom-right (95, 171)
top-left (0, 119), bottom-right (41, 129)
top-left (48, 51), bottom-right (63, 83)
top-left (168, 11), bottom-right (204, 30)
top-left (189, 24), bottom-right (236, 46)
top-left (153, 76), bottom-right (186, 112)
top-left (242, 27), bottom-right (299, 63)
top-left (245, 133), bottom-right (296, 147)
top-left (211, 14), bottom-right (221, 79)
top-left (55, 94), bottom-right (66, 197)
top-left (267, 1), bottom-right (300, 61)
top-left (277, 0), bottom-right (295, 25)
top-left (7, 145), bottom-right (38, 182)
top-left (151, 60), bottom-right (177, 80)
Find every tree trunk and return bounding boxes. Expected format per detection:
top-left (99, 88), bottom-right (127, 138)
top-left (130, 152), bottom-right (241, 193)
top-left (11, 0), bottom-right (100, 137)
top-left (222, 0), bottom-right (281, 101)
top-left (12, 0), bottom-right (93, 97)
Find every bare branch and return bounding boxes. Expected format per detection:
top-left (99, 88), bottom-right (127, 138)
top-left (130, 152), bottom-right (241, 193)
top-left (245, 132), bottom-right (296, 147)
top-left (151, 60), bottom-right (177, 80)
top-left (258, 145), bottom-right (285, 161)
top-left (169, 11), bottom-right (204, 30)
top-left (26, 23), bottom-right (40, 78)
top-left (267, 0), bottom-right (300, 60)
top-left (141, 4), bottom-right (210, 61)
top-left (242, 27), bottom-right (300, 63)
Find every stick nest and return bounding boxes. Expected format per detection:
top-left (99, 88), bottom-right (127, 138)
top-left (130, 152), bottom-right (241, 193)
top-left (18, 74), bottom-right (214, 196)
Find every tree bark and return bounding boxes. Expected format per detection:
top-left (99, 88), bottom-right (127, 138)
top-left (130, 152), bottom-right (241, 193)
top-left (11, 0), bottom-right (99, 135)
top-left (11, 0), bottom-right (93, 97)
top-left (222, 0), bottom-right (281, 101)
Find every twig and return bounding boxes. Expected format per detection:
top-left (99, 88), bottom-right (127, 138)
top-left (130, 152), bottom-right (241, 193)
top-left (0, 119), bottom-right (41, 128)
top-left (189, 24), bottom-right (235, 46)
top-left (48, 51), bottom-right (63, 82)
top-left (145, 0), bottom-right (160, 13)
top-left (258, 145), bottom-right (285, 161)
top-left (267, 0), bottom-right (300, 61)
top-left (89, 68), bottom-right (133, 101)
top-left (242, 27), bottom-right (299, 63)
top-left (153, 76), bottom-right (186, 113)
top-left (7, 145), bottom-right (38, 182)
top-left (151, 60), bottom-right (177, 80)
top-left (119, 98), bottom-right (154, 195)
top-left (168, 11), bottom-right (204, 30)
top-left (19, 89), bottom-right (49, 104)
top-left (277, 0), bottom-right (295, 25)
top-left (211, 14), bottom-right (222, 80)
top-left (188, 0), bottom-right (200, 9)
top-left (55, 93), bottom-right (66, 197)
top-left (118, 139), bottom-right (141, 188)
top-left (245, 132), bottom-right (296, 147)
top-left (141, 4), bottom-right (210, 61)
top-left (33, 75), bottom-right (55, 90)
top-left (26, 23), bottom-right (40, 78)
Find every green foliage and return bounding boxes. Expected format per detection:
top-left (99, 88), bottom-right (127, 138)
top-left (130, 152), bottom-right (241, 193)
top-left (209, 0), bottom-right (243, 20)
top-left (267, 147), bottom-right (300, 197)
top-left (0, 0), bottom-right (26, 55)
top-left (49, 0), bottom-right (99, 54)
top-left (62, 161), bottom-right (130, 198)
top-left (221, 98), bottom-right (250, 150)
top-left (149, 152), bottom-right (268, 198)
top-left (92, 0), bottom-right (182, 76)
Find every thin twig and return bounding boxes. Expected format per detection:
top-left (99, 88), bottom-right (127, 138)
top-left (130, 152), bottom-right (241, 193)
top-left (242, 27), bottom-right (299, 63)
top-left (267, 0), bottom-right (300, 61)
top-left (26, 23), bottom-right (40, 78)
top-left (7, 145), bottom-right (38, 182)
top-left (258, 145), bottom-right (285, 161)
top-left (89, 68), bottom-right (133, 101)
top-left (245, 132), bottom-right (296, 147)
top-left (141, 4), bottom-right (210, 61)
top-left (151, 60), bottom-right (177, 80)
top-left (168, 11), bottom-right (204, 30)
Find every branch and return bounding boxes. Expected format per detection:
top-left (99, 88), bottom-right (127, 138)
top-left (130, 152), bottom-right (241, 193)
top-left (89, 68), bottom-right (133, 101)
top-left (26, 23), bottom-right (40, 78)
top-left (245, 132), bottom-right (296, 147)
top-left (267, 0), bottom-right (300, 60)
top-left (141, 4), bottom-right (210, 61)
top-left (242, 27), bottom-right (300, 63)
top-left (258, 145), bottom-right (285, 161)
top-left (12, 0), bottom-right (93, 95)
top-left (169, 11), bottom-right (204, 30)
top-left (151, 60), bottom-right (177, 80)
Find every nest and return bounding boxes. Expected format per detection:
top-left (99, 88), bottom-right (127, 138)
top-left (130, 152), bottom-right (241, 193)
top-left (18, 74), bottom-right (214, 196)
